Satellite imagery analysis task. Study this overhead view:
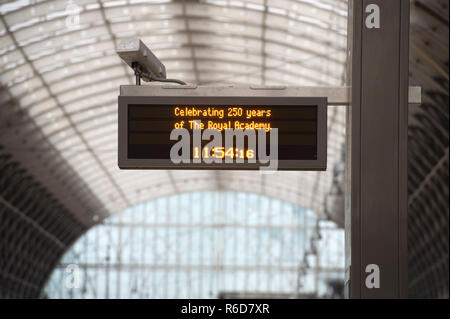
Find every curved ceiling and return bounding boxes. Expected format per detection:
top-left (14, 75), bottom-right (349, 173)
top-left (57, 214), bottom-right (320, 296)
top-left (0, 0), bottom-right (348, 226)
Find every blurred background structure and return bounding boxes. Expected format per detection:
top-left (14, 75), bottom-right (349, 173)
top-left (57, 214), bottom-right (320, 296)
top-left (0, 0), bottom-right (447, 299)
top-left (45, 192), bottom-right (345, 298)
top-left (408, 0), bottom-right (448, 299)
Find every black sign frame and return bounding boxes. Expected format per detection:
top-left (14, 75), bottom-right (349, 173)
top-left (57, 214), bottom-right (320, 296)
top-left (118, 96), bottom-right (327, 170)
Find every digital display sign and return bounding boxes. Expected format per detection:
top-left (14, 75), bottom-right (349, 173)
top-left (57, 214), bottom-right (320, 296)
top-left (118, 96), bottom-right (327, 170)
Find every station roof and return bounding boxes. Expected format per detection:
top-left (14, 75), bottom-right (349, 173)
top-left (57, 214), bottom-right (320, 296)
top-left (0, 0), bottom-right (348, 225)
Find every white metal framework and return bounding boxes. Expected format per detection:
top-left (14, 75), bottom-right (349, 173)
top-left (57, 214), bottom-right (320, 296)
top-left (0, 0), bottom-right (348, 223)
top-left (44, 191), bottom-right (345, 298)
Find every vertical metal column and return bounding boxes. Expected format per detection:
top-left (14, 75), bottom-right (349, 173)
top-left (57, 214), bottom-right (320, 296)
top-left (345, 0), bottom-right (409, 298)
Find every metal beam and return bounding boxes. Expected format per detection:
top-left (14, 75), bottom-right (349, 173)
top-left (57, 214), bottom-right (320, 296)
top-left (345, 0), bottom-right (410, 299)
top-left (56, 263), bottom-right (343, 273)
top-left (120, 84), bottom-right (421, 106)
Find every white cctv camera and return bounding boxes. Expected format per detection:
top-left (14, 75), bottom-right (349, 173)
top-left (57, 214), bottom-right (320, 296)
top-left (116, 38), bottom-right (166, 81)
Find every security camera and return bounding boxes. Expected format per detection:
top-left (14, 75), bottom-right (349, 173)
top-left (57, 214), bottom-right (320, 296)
top-left (116, 38), bottom-right (166, 81)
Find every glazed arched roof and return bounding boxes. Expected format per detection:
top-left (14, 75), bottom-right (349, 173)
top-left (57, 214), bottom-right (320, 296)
top-left (0, 0), bottom-right (348, 225)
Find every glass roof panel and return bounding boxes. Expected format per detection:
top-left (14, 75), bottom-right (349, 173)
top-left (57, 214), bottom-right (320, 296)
top-left (45, 191), bottom-right (345, 298)
top-left (0, 0), bottom-right (348, 222)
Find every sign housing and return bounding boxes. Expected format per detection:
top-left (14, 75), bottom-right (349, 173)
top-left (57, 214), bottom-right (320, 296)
top-left (118, 85), bottom-right (327, 171)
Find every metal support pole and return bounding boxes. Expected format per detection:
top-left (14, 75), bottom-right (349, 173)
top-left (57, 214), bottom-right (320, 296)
top-left (132, 62), bottom-right (141, 86)
top-left (345, 0), bottom-right (410, 298)
top-left (135, 74), bottom-right (141, 86)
